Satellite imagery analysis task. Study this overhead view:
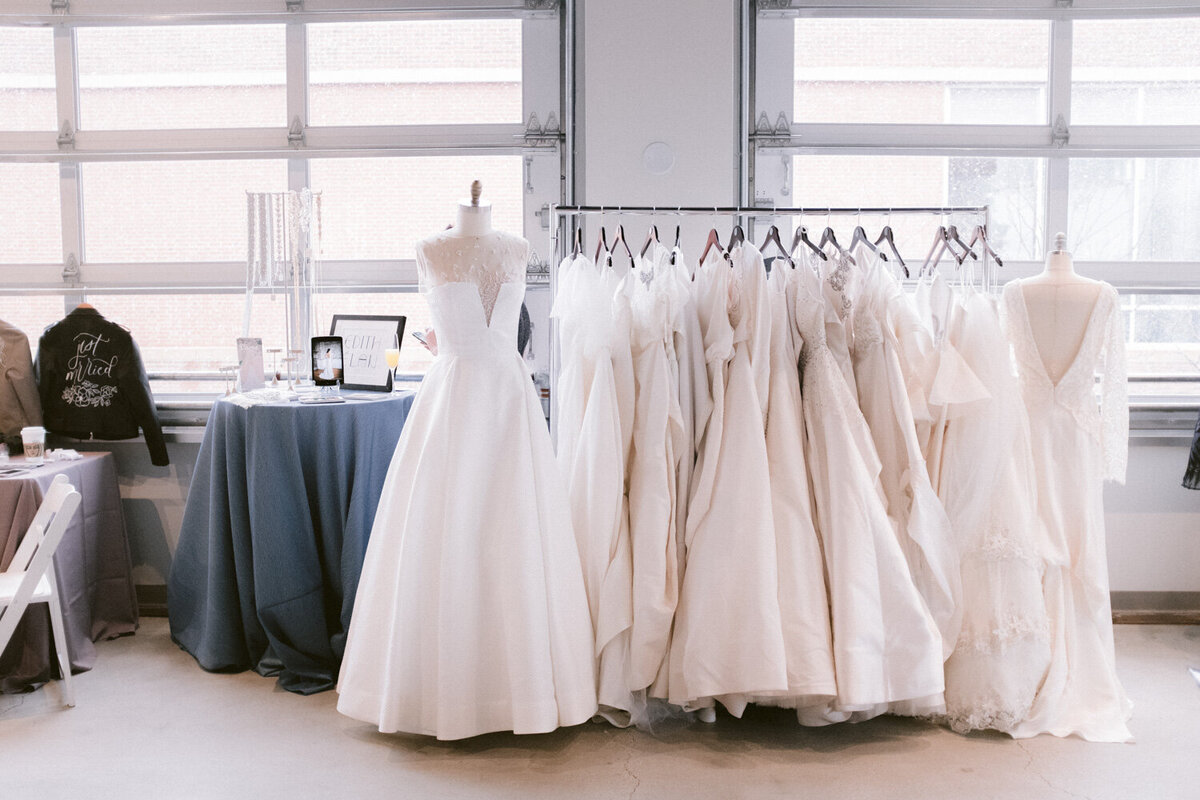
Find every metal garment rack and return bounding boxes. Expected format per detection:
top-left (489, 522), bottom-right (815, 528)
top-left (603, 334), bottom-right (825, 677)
top-left (546, 204), bottom-right (991, 436)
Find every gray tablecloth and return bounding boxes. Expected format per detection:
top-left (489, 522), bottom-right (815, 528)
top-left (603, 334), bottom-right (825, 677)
top-left (0, 452), bottom-right (139, 692)
top-left (168, 391), bottom-right (415, 694)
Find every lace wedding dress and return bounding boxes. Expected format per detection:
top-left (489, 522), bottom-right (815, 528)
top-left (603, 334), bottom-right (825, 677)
top-left (1003, 280), bottom-right (1133, 743)
top-left (939, 288), bottom-right (1051, 735)
top-left (792, 248), bottom-right (944, 723)
top-left (336, 230), bottom-right (598, 740)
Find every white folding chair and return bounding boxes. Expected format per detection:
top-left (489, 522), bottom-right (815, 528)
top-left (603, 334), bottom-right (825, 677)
top-left (0, 474), bottom-right (83, 707)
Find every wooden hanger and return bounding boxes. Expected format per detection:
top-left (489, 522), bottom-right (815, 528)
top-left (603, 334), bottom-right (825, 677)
top-left (791, 225), bottom-right (827, 261)
top-left (874, 226), bottom-right (908, 278)
top-left (819, 226), bottom-right (855, 265)
top-left (728, 224), bottom-right (745, 249)
top-left (612, 223), bottom-right (634, 260)
top-left (759, 224), bottom-right (794, 269)
top-left (967, 225), bottom-right (1003, 267)
top-left (640, 224), bottom-right (661, 258)
top-left (594, 226), bottom-right (610, 264)
top-left (849, 225), bottom-right (884, 260)
top-left (699, 227), bottom-right (725, 265)
top-left (570, 225), bottom-right (583, 257)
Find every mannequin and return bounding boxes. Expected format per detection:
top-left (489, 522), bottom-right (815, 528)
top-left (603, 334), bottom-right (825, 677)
top-left (1019, 232), bottom-right (1103, 383)
top-left (450, 179), bottom-right (492, 236)
top-left (418, 181), bottom-right (528, 357)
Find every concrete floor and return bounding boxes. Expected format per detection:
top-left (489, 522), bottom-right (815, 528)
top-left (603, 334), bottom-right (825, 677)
top-left (1, 620), bottom-right (1198, 799)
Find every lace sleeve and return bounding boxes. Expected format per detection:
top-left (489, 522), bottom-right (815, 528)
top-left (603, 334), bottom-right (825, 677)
top-left (1099, 287), bottom-right (1128, 484)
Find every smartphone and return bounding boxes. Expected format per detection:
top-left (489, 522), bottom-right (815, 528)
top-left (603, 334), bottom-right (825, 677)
top-left (311, 335), bottom-right (344, 387)
top-left (411, 330), bottom-right (428, 346)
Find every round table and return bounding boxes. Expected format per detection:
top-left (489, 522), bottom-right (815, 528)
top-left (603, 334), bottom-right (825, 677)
top-left (168, 391), bottom-right (415, 693)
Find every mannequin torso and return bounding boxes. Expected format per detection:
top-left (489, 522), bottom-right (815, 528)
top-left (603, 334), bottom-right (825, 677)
top-left (1019, 238), bottom-right (1103, 384)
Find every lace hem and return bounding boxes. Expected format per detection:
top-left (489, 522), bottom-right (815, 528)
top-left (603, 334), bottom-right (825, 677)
top-left (940, 698), bottom-right (1033, 735)
top-left (955, 615), bottom-right (1049, 656)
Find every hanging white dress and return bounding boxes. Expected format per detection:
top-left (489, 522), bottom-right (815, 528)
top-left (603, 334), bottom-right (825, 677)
top-left (670, 245), bottom-right (789, 715)
top-left (851, 255), bottom-right (962, 661)
top-left (792, 248), bottom-right (944, 722)
top-left (625, 250), bottom-right (685, 697)
top-left (551, 254), bottom-right (634, 724)
top-left (939, 287), bottom-right (1051, 735)
top-left (915, 273), bottom-right (990, 494)
top-left (761, 257), bottom-right (837, 708)
top-left (1002, 280), bottom-right (1133, 743)
top-left (337, 231), bottom-right (597, 740)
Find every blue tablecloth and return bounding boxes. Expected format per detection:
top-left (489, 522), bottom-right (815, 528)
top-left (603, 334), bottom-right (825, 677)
top-left (167, 391), bottom-right (414, 694)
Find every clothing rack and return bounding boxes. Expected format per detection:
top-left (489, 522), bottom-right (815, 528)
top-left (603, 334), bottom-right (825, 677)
top-left (546, 204), bottom-right (991, 437)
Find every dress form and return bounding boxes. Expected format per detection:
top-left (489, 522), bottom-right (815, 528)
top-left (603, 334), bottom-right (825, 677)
top-left (1020, 233), bottom-right (1103, 384)
top-left (449, 179), bottom-right (493, 237)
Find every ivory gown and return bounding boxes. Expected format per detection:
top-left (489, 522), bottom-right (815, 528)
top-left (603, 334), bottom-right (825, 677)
top-left (337, 231), bottom-right (597, 740)
top-left (1003, 280), bottom-right (1133, 743)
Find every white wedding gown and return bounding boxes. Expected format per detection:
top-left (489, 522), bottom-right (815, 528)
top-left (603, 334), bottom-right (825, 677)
top-left (939, 288), bottom-right (1051, 735)
top-left (337, 231), bottom-right (598, 740)
top-left (792, 247), bottom-right (944, 722)
top-left (1003, 280), bottom-right (1133, 743)
top-left (552, 254), bottom-right (635, 724)
top-left (670, 245), bottom-right (789, 715)
top-left (851, 255), bottom-right (962, 662)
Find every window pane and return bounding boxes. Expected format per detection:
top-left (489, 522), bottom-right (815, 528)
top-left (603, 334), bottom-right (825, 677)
top-left (77, 25), bottom-right (286, 129)
top-left (0, 28), bottom-right (56, 131)
top-left (309, 156), bottom-right (522, 260)
top-left (0, 164), bottom-right (62, 263)
top-left (82, 160), bottom-right (287, 263)
top-left (313, 292), bottom-right (434, 377)
top-left (0, 295), bottom-right (65, 345)
top-left (793, 19), bottom-right (1048, 124)
top-left (792, 155), bottom-right (1045, 261)
top-left (1068, 158), bottom-right (1200, 261)
top-left (308, 20), bottom-right (522, 126)
top-left (86, 293), bottom-right (289, 393)
top-left (1073, 19), bottom-right (1200, 125)
top-left (1122, 293), bottom-right (1200, 397)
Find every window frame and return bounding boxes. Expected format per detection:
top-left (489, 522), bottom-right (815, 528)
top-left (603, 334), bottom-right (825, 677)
top-left (0, 1), bottom-right (563, 298)
top-left (749, 1), bottom-right (1200, 408)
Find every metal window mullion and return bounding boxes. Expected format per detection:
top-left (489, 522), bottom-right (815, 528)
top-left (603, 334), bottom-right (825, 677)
top-left (286, 21), bottom-right (307, 149)
top-left (1046, 16), bottom-right (1072, 248)
top-left (53, 26), bottom-right (84, 310)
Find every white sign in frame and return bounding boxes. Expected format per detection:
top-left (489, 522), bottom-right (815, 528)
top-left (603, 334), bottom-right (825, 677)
top-left (329, 314), bottom-right (407, 391)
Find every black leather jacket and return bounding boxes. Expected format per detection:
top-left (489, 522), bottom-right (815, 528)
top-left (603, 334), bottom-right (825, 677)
top-left (36, 307), bottom-right (169, 466)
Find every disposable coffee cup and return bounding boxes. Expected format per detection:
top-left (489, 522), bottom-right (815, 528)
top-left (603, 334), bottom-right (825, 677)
top-left (21, 426), bottom-right (46, 465)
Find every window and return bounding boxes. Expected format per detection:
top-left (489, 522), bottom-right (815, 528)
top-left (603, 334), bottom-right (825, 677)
top-left (792, 155), bottom-right (1045, 261)
top-left (76, 25), bottom-right (287, 130)
top-left (0, 28), bottom-right (55, 131)
top-left (0, 3), bottom-right (560, 395)
top-left (754, 3), bottom-right (1200, 400)
top-left (0, 164), bottom-right (62, 264)
top-left (310, 156), bottom-right (522, 261)
top-left (82, 160), bottom-right (288, 262)
top-left (1072, 18), bottom-right (1200, 126)
top-left (307, 20), bottom-right (522, 126)
top-left (794, 18), bottom-right (1049, 125)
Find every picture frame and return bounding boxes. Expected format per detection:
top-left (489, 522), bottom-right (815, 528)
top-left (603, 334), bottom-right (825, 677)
top-left (329, 314), bottom-right (407, 392)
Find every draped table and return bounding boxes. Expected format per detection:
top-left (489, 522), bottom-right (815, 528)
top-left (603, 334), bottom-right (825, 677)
top-left (168, 391), bottom-right (415, 694)
top-left (0, 452), bottom-right (138, 692)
